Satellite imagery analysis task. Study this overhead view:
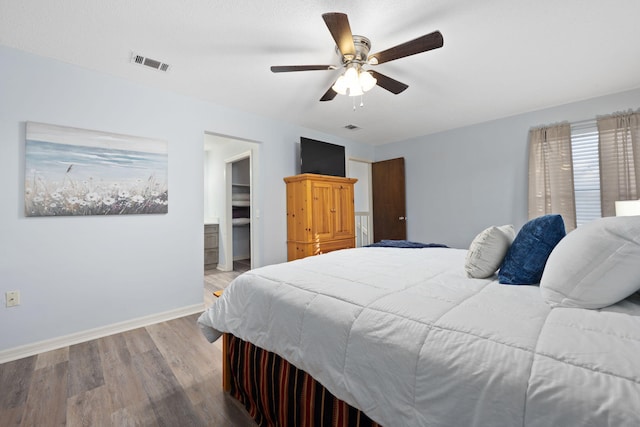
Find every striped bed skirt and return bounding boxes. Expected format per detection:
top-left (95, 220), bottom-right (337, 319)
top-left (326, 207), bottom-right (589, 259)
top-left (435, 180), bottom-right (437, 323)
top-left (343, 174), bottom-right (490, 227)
top-left (228, 335), bottom-right (382, 427)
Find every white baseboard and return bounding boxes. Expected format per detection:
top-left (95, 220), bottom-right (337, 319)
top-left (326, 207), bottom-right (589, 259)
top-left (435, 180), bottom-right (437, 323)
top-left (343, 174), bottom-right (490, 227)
top-left (0, 303), bottom-right (204, 364)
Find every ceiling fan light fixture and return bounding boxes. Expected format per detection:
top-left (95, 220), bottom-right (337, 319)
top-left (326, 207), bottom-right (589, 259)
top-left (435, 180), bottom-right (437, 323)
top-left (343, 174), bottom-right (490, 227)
top-left (332, 74), bottom-right (348, 95)
top-left (349, 83), bottom-right (364, 97)
top-left (359, 70), bottom-right (377, 92)
top-left (333, 64), bottom-right (376, 97)
top-left (343, 66), bottom-right (359, 85)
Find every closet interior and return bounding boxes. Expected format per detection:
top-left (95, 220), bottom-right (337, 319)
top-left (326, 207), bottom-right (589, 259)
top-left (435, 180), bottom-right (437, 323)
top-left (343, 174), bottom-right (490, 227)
top-left (231, 158), bottom-right (251, 263)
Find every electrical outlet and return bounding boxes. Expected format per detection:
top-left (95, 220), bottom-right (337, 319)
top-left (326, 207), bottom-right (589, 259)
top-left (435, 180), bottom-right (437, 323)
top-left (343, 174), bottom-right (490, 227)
top-left (6, 290), bottom-right (20, 307)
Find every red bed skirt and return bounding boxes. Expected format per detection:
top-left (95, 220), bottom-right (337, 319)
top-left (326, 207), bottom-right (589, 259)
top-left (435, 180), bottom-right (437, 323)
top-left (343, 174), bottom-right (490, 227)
top-left (227, 335), bottom-right (383, 427)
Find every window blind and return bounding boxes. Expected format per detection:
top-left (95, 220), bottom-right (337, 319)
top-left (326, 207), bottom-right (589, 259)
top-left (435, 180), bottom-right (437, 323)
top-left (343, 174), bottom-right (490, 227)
top-left (571, 121), bottom-right (601, 226)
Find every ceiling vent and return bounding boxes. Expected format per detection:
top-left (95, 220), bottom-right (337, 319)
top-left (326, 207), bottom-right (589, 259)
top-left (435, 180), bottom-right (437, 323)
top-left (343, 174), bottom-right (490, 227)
top-left (344, 124), bottom-right (360, 130)
top-left (131, 52), bottom-right (170, 72)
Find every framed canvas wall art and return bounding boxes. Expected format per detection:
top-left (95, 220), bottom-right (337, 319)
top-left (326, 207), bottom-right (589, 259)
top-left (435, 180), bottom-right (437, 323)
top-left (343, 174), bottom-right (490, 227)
top-left (25, 122), bottom-right (168, 216)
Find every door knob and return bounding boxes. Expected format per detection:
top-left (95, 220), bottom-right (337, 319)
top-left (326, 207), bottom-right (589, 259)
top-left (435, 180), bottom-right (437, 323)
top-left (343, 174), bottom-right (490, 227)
top-left (399, 216), bottom-right (405, 220)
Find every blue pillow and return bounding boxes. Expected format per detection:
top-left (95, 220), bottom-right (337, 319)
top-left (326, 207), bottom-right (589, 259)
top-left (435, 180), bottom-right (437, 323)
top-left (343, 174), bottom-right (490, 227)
top-left (498, 214), bottom-right (566, 285)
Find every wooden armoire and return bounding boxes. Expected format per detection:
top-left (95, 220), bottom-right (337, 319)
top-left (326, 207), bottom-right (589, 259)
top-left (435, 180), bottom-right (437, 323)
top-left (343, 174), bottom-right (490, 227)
top-left (284, 174), bottom-right (357, 261)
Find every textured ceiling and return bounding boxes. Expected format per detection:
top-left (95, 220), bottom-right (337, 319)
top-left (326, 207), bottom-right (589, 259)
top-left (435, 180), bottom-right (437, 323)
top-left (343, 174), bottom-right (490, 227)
top-left (1, 0), bottom-right (640, 145)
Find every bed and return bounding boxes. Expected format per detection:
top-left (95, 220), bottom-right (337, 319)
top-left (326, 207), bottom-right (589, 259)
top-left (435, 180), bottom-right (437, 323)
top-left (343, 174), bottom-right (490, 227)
top-left (198, 216), bottom-right (640, 426)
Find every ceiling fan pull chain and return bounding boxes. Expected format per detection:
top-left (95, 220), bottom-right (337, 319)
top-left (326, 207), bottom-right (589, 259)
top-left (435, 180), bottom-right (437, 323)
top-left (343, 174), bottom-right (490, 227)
top-left (360, 95), bottom-right (364, 108)
top-left (352, 96), bottom-right (356, 111)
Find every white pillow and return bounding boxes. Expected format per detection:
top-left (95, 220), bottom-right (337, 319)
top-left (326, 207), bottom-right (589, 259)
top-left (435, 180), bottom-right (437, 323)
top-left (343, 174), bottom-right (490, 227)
top-left (540, 216), bottom-right (640, 309)
top-left (465, 225), bottom-right (515, 279)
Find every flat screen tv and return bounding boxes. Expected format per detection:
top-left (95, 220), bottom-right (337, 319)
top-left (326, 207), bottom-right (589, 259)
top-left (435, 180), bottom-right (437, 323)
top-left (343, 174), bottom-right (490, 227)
top-left (300, 137), bottom-right (346, 177)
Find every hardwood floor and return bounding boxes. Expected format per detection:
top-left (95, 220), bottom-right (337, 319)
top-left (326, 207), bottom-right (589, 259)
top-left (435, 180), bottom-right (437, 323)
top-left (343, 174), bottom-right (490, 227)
top-left (204, 259), bottom-right (251, 307)
top-left (0, 260), bottom-right (255, 427)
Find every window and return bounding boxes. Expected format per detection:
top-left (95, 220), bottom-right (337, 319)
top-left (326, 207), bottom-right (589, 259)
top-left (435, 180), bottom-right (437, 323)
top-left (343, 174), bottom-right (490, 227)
top-left (530, 112), bottom-right (640, 228)
top-left (570, 121), bottom-right (601, 226)
top-left (528, 123), bottom-right (576, 230)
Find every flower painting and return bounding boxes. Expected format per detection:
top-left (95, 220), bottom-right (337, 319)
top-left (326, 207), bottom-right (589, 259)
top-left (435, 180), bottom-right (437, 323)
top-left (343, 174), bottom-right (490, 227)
top-left (25, 122), bottom-right (168, 216)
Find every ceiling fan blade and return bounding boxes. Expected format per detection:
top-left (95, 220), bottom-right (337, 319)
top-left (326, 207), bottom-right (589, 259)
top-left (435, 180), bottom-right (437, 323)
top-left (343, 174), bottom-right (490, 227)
top-left (369, 31), bottom-right (443, 65)
top-left (369, 71), bottom-right (408, 94)
top-left (320, 85), bottom-right (338, 102)
top-left (322, 12), bottom-right (356, 59)
top-left (271, 65), bottom-right (335, 73)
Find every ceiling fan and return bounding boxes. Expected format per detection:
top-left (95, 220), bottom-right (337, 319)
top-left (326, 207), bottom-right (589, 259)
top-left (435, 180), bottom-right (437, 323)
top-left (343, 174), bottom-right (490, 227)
top-left (270, 12), bottom-right (444, 102)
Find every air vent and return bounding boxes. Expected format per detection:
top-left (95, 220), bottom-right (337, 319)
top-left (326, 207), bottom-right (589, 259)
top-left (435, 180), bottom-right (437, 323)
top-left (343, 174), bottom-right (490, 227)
top-left (130, 52), bottom-right (170, 72)
top-left (344, 124), bottom-right (360, 130)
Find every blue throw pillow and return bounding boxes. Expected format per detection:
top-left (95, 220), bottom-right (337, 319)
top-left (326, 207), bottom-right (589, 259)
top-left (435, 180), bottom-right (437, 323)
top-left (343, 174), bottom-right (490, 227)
top-left (498, 214), bottom-right (566, 285)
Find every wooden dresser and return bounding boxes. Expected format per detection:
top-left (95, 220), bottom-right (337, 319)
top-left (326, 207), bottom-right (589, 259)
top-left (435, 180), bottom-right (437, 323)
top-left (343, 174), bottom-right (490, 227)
top-left (284, 173), bottom-right (357, 261)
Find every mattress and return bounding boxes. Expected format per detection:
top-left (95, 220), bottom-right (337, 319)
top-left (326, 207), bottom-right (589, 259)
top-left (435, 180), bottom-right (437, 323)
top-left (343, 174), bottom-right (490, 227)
top-left (198, 247), bottom-right (640, 426)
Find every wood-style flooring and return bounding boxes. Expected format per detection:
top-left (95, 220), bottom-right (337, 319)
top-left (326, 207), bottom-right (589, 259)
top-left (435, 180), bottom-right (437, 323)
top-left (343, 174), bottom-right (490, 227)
top-left (203, 259), bottom-right (250, 308)
top-left (0, 260), bottom-right (255, 427)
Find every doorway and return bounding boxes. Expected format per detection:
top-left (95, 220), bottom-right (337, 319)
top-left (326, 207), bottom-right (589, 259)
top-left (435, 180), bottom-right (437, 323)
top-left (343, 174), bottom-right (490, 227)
top-left (348, 157), bottom-right (407, 245)
top-left (348, 158), bottom-right (373, 247)
top-left (203, 134), bottom-right (259, 273)
top-left (372, 157), bottom-right (407, 242)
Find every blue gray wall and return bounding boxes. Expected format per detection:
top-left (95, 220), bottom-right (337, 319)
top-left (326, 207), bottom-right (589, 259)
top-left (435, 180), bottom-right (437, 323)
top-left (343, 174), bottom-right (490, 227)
top-left (0, 45), bottom-right (374, 354)
top-left (375, 88), bottom-right (640, 249)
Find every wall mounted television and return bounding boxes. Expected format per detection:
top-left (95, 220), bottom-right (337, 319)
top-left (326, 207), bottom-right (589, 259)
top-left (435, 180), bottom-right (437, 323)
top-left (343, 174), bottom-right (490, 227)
top-left (300, 137), bottom-right (346, 177)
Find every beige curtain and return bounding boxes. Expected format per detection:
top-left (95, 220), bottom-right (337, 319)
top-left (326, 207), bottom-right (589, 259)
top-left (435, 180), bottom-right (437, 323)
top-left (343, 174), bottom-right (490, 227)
top-left (597, 111), bottom-right (640, 217)
top-left (528, 123), bottom-right (576, 231)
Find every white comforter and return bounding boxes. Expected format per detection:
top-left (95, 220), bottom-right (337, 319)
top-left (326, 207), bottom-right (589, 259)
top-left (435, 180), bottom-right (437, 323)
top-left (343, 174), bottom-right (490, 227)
top-left (198, 247), bottom-right (640, 427)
